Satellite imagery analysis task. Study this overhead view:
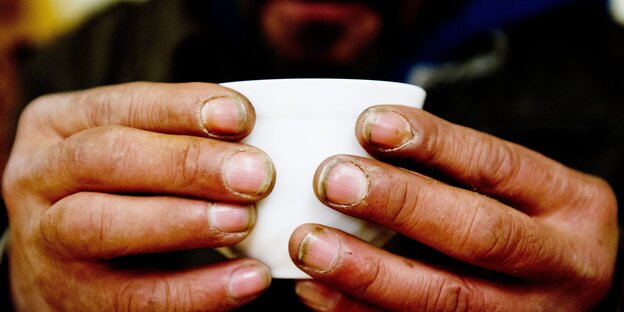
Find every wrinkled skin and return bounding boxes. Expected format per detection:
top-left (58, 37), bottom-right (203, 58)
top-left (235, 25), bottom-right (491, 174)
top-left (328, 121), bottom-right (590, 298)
top-left (3, 82), bottom-right (618, 311)
top-left (3, 82), bottom-right (276, 311)
top-left (288, 105), bottom-right (619, 311)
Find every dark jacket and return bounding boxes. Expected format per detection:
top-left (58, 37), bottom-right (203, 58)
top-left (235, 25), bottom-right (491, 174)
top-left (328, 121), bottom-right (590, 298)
top-left (4, 0), bottom-right (623, 310)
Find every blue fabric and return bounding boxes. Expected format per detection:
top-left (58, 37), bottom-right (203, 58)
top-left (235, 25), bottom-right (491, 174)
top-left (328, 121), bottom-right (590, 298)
top-left (389, 0), bottom-right (608, 82)
top-left (416, 0), bottom-right (601, 61)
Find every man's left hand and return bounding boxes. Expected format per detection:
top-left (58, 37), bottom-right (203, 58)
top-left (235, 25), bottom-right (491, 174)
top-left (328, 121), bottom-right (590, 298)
top-left (289, 105), bottom-right (618, 311)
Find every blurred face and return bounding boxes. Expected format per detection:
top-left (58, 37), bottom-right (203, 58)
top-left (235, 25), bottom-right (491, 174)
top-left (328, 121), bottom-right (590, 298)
top-left (257, 0), bottom-right (423, 65)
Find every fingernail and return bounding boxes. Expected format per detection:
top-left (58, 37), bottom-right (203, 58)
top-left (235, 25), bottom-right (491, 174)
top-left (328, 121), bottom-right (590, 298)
top-left (210, 203), bottom-right (255, 233)
top-left (201, 96), bottom-right (247, 136)
top-left (295, 281), bottom-right (340, 311)
top-left (228, 264), bottom-right (271, 299)
top-left (298, 227), bottom-right (341, 272)
top-left (317, 159), bottom-right (369, 206)
top-left (361, 108), bottom-right (413, 149)
top-left (223, 151), bottom-right (274, 196)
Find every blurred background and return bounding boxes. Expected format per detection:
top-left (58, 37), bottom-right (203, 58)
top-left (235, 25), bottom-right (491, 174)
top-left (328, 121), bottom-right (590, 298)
top-left (1, 0), bottom-right (148, 109)
top-left (1, 0), bottom-right (148, 48)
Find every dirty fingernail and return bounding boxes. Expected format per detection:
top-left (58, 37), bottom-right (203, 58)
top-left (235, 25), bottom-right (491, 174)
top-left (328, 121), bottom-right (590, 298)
top-left (223, 151), bottom-right (274, 196)
top-left (228, 264), bottom-right (271, 299)
top-left (317, 159), bottom-right (369, 206)
top-left (296, 281), bottom-right (341, 311)
top-left (210, 203), bottom-right (255, 233)
top-left (298, 227), bottom-right (341, 272)
top-left (361, 109), bottom-right (413, 149)
top-left (201, 96), bottom-right (248, 136)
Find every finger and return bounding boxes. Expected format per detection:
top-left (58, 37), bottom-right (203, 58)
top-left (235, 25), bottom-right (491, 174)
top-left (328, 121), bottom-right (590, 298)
top-left (355, 105), bottom-right (599, 213)
top-left (290, 224), bottom-right (551, 312)
top-left (17, 82), bottom-right (255, 146)
top-left (97, 259), bottom-right (271, 311)
top-left (26, 126), bottom-right (275, 202)
top-left (295, 280), bottom-right (381, 312)
top-left (39, 193), bottom-right (256, 259)
top-left (313, 155), bottom-right (577, 279)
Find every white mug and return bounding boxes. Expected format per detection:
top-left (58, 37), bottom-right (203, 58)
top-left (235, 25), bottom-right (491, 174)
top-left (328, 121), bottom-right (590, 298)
top-left (220, 78), bottom-right (426, 278)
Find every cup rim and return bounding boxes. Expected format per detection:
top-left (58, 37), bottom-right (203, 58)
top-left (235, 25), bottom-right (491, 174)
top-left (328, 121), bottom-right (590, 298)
top-left (221, 78), bottom-right (426, 96)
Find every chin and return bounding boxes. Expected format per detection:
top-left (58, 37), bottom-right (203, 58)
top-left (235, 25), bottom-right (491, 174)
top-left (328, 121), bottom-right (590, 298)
top-left (261, 0), bottom-right (382, 65)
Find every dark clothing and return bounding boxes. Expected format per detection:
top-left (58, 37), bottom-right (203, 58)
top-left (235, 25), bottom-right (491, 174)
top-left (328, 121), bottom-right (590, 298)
top-left (4, 0), bottom-right (624, 310)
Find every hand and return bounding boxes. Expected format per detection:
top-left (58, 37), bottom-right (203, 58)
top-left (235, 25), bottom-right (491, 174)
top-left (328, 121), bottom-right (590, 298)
top-left (2, 82), bottom-right (275, 311)
top-left (289, 105), bottom-right (618, 311)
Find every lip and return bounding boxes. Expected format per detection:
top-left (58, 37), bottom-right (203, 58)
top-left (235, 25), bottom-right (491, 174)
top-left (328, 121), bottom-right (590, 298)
top-left (275, 1), bottom-right (372, 23)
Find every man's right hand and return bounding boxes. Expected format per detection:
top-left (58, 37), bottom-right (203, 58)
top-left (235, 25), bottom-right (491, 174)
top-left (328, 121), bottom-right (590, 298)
top-left (2, 82), bottom-right (275, 311)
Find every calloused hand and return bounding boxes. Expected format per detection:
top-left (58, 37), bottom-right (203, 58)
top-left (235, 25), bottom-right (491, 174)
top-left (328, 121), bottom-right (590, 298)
top-left (2, 82), bottom-right (276, 311)
top-left (289, 105), bottom-right (618, 311)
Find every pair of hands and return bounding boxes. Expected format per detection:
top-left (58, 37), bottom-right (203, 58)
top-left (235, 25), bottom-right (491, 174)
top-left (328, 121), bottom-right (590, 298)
top-left (2, 82), bottom-right (618, 311)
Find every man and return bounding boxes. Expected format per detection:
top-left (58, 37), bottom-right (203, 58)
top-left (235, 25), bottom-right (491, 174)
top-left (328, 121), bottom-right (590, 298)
top-left (2, 0), bottom-right (623, 310)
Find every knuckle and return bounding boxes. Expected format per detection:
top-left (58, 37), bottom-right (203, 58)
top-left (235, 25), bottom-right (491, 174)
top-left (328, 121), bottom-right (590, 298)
top-left (59, 136), bottom-right (90, 184)
top-left (38, 209), bottom-right (65, 256)
top-left (22, 93), bottom-right (61, 119)
top-left (114, 280), bottom-right (171, 312)
top-left (382, 176), bottom-right (421, 230)
top-left (41, 196), bottom-right (116, 258)
top-left (24, 92), bottom-right (87, 136)
top-left (0, 95), bottom-right (66, 210)
top-left (78, 82), bottom-right (156, 129)
top-left (580, 176), bottom-right (618, 221)
top-left (476, 141), bottom-right (520, 191)
top-left (1, 158), bottom-right (24, 213)
top-left (172, 137), bottom-right (202, 187)
top-left (18, 96), bottom-right (46, 124)
top-left (463, 208), bottom-right (523, 266)
top-left (83, 91), bottom-right (114, 128)
top-left (350, 256), bottom-right (385, 297)
top-left (427, 278), bottom-right (483, 312)
top-left (415, 114), bottom-right (441, 162)
top-left (62, 126), bottom-right (134, 185)
top-left (114, 279), bottom-right (203, 312)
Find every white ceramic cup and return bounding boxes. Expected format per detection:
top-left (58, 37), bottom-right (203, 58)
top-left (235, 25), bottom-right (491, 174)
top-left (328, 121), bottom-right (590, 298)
top-left (220, 78), bottom-right (426, 278)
